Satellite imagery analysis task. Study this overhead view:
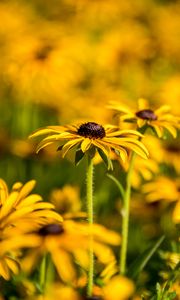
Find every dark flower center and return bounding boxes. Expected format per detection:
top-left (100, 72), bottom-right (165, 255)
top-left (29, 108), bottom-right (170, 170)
top-left (77, 122), bottom-right (106, 139)
top-left (38, 223), bottom-right (64, 236)
top-left (35, 45), bottom-right (53, 61)
top-left (166, 144), bottom-right (180, 153)
top-left (136, 109), bottom-right (157, 120)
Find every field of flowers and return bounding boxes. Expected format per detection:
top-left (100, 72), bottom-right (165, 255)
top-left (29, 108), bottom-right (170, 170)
top-left (0, 0), bottom-right (179, 299)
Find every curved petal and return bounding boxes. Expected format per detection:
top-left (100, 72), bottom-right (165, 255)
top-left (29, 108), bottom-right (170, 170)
top-left (0, 179), bottom-right (9, 205)
top-left (51, 249), bottom-right (76, 282)
top-left (138, 98), bottom-right (149, 110)
top-left (81, 138), bottom-right (92, 153)
top-left (62, 138), bottom-right (83, 157)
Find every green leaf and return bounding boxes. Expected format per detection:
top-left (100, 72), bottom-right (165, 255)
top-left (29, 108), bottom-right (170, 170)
top-left (127, 235), bottom-right (165, 279)
top-left (75, 149), bottom-right (85, 166)
top-left (87, 146), bottom-right (96, 159)
top-left (106, 173), bottom-right (125, 200)
top-left (57, 144), bottom-right (64, 151)
top-left (97, 148), bottom-right (113, 170)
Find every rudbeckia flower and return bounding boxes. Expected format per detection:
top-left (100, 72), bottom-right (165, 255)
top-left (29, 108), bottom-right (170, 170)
top-left (27, 283), bottom-right (80, 300)
top-left (49, 185), bottom-right (85, 219)
top-left (142, 176), bottom-right (180, 224)
top-left (0, 179), bottom-right (62, 238)
top-left (108, 98), bottom-right (179, 138)
top-left (0, 178), bottom-right (62, 280)
top-left (83, 275), bottom-right (135, 300)
top-left (21, 220), bottom-right (120, 283)
top-left (29, 122), bottom-right (148, 169)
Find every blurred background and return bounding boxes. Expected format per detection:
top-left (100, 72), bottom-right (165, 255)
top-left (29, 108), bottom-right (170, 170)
top-left (0, 1), bottom-right (179, 287)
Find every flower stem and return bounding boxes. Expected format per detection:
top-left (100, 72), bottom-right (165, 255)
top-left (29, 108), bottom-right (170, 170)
top-left (39, 254), bottom-right (47, 293)
top-left (86, 156), bottom-right (94, 297)
top-left (120, 153), bottom-right (136, 275)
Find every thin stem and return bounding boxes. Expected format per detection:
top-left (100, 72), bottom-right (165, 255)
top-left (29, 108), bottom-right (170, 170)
top-left (120, 153), bottom-right (136, 275)
top-left (86, 156), bottom-right (94, 297)
top-left (39, 254), bottom-right (47, 293)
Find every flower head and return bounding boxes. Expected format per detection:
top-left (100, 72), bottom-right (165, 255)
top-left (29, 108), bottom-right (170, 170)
top-left (142, 176), bottom-right (180, 224)
top-left (21, 220), bottom-right (120, 283)
top-left (29, 122), bottom-right (148, 169)
top-left (0, 179), bottom-right (62, 238)
top-left (0, 178), bottom-right (62, 280)
top-left (108, 98), bottom-right (180, 138)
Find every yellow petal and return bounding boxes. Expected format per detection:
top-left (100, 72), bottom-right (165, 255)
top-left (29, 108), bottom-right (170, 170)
top-left (29, 126), bottom-right (65, 139)
top-left (155, 105), bottom-right (171, 116)
top-left (0, 235), bottom-right (42, 253)
top-left (81, 138), bottom-right (92, 152)
top-left (5, 257), bottom-right (19, 275)
top-left (62, 138), bottom-right (83, 157)
top-left (93, 242), bottom-right (116, 264)
top-left (137, 118), bottom-right (146, 128)
top-left (161, 123), bottom-right (177, 138)
top-left (36, 135), bottom-right (60, 153)
top-left (51, 249), bottom-right (76, 282)
top-left (0, 179), bottom-right (9, 205)
top-left (16, 194), bottom-right (43, 209)
top-left (107, 130), bottom-right (143, 138)
top-left (138, 98), bottom-right (149, 110)
top-left (30, 210), bottom-right (63, 222)
top-left (0, 191), bottom-right (18, 219)
top-left (152, 124), bottom-right (163, 138)
top-left (15, 180), bottom-right (36, 204)
top-left (107, 102), bottom-right (130, 114)
top-left (92, 140), bottom-right (109, 158)
top-left (0, 260), bottom-right (10, 280)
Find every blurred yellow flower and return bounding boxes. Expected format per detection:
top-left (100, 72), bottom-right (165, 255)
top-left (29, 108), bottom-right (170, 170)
top-left (29, 122), bottom-right (148, 169)
top-left (21, 220), bottom-right (120, 282)
top-left (0, 179), bottom-right (62, 238)
top-left (49, 185), bottom-right (85, 219)
top-left (96, 275), bottom-right (135, 300)
top-left (142, 176), bottom-right (180, 224)
top-left (109, 98), bottom-right (179, 138)
top-left (0, 178), bottom-right (63, 280)
top-left (27, 283), bottom-right (80, 300)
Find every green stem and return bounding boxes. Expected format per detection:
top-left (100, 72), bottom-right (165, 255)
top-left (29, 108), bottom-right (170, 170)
top-left (120, 153), bottom-right (136, 275)
top-left (39, 254), bottom-right (47, 293)
top-left (86, 156), bottom-right (94, 297)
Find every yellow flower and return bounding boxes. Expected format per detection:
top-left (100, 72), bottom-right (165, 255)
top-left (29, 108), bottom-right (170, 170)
top-left (49, 185), bottom-right (82, 218)
top-left (90, 274), bottom-right (135, 300)
top-left (27, 283), bottom-right (80, 300)
top-left (29, 122), bottom-right (148, 169)
top-left (142, 176), bottom-right (180, 224)
top-left (108, 98), bottom-right (179, 138)
top-left (0, 179), bottom-right (62, 238)
top-left (21, 220), bottom-right (120, 283)
top-left (0, 178), bottom-right (62, 280)
top-left (129, 155), bottom-right (159, 188)
top-left (102, 275), bottom-right (135, 300)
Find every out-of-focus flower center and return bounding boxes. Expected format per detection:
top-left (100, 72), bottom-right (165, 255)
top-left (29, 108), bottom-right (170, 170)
top-left (166, 144), bottom-right (180, 153)
top-left (136, 109), bottom-right (157, 120)
top-left (35, 45), bottom-right (53, 61)
top-left (77, 122), bottom-right (106, 139)
top-left (38, 223), bottom-right (64, 236)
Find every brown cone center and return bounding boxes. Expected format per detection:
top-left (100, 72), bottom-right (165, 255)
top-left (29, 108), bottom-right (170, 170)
top-left (38, 223), bottom-right (64, 236)
top-left (136, 109), bottom-right (157, 120)
top-left (77, 122), bottom-right (106, 139)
